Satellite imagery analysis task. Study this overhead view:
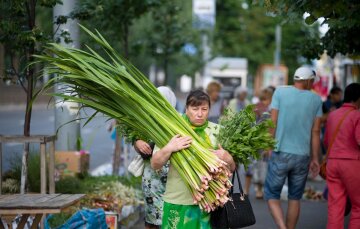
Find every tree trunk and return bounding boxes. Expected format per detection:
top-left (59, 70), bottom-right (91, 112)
top-left (112, 25), bottom-right (130, 175)
top-left (0, 44), bottom-right (4, 84)
top-left (11, 55), bottom-right (20, 79)
top-left (123, 24), bottom-right (129, 59)
top-left (164, 54), bottom-right (169, 86)
top-left (112, 131), bottom-right (121, 175)
top-left (163, 11), bottom-right (171, 87)
top-left (21, 0), bottom-right (36, 194)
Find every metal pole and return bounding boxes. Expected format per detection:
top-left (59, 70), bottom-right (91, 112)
top-left (273, 25), bottom-right (283, 85)
top-left (53, 1), bottom-right (81, 151)
top-left (274, 25), bottom-right (281, 68)
top-left (0, 142), bottom-right (2, 194)
top-left (201, 33), bottom-right (211, 88)
top-left (202, 33), bottom-right (210, 77)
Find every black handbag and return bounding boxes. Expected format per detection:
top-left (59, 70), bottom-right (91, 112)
top-left (211, 169), bottom-right (256, 228)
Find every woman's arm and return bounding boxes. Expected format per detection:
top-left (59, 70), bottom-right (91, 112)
top-left (310, 117), bottom-right (321, 178)
top-left (134, 140), bottom-right (152, 155)
top-left (270, 109), bottom-right (278, 137)
top-left (151, 134), bottom-right (192, 170)
top-left (355, 116), bottom-right (360, 146)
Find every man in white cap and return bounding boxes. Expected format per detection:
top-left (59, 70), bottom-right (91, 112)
top-left (264, 66), bottom-right (322, 229)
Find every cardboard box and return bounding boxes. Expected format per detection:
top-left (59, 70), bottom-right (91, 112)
top-left (55, 150), bottom-right (90, 177)
top-left (105, 212), bottom-right (118, 229)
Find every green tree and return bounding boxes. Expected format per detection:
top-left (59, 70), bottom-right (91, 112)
top-left (0, 0), bottom-right (71, 137)
top-left (0, 0), bottom-right (70, 192)
top-left (261, 0), bottom-right (360, 58)
top-left (148, 0), bottom-right (192, 86)
top-left (213, 0), bottom-right (319, 76)
top-left (1, 0), bottom-right (40, 138)
top-left (75, 0), bottom-right (163, 58)
top-left (73, 0), bottom-right (203, 87)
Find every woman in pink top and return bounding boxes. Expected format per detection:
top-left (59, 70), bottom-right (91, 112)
top-left (324, 83), bottom-right (360, 229)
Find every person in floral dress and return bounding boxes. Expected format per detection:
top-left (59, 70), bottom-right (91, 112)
top-left (134, 86), bottom-right (176, 229)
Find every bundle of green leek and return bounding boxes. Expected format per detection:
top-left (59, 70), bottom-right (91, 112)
top-left (35, 26), bottom-right (231, 212)
top-left (217, 105), bottom-right (276, 169)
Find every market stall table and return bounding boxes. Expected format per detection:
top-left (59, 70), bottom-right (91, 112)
top-left (0, 194), bottom-right (85, 229)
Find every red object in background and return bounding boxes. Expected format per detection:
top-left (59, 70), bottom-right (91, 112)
top-left (106, 213), bottom-right (118, 229)
top-left (312, 75), bottom-right (329, 100)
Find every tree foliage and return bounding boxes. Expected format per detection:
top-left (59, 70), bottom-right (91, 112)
top-left (213, 0), bottom-right (319, 76)
top-left (148, 0), bottom-right (202, 86)
top-left (0, 0), bottom-right (73, 193)
top-left (0, 0), bottom-right (69, 137)
top-left (76, 0), bottom-right (203, 87)
top-left (74, 0), bottom-right (163, 58)
top-left (261, 0), bottom-right (360, 58)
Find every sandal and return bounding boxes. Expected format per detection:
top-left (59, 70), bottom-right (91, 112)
top-left (256, 192), bottom-right (264, 199)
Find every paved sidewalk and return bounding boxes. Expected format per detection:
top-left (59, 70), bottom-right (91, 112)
top-left (131, 178), bottom-right (350, 229)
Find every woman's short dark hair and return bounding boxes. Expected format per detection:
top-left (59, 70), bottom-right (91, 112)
top-left (186, 89), bottom-right (211, 108)
top-left (343, 83), bottom-right (360, 103)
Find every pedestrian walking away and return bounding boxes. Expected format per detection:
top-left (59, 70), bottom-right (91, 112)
top-left (324, 83), bottom-right (360, 229)
top-left (264, 66), bottom-right (322, 229)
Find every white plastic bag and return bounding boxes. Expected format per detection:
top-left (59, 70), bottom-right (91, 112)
top-left (127, 155), bottom-right (144, 177)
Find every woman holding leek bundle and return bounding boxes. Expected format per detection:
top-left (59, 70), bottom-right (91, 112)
top-left (151, 89), bottom-right (236, 228)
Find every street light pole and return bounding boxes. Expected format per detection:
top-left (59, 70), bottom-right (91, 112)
top-left (53, 1), bottom-right (81, 151)
top-left (202, 33), bottom-right (211, 79)
top-left (274, 25), bottom-right (282, 68)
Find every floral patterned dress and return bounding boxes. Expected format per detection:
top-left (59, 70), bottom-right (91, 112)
top-left (142, 159), bottom-right (169, 226)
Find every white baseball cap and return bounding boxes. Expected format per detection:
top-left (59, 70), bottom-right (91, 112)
top-left (294, 67), bottom-right (317, 80)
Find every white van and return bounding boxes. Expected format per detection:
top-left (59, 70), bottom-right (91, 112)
top-left (203, 57), bottom-right (248, 100)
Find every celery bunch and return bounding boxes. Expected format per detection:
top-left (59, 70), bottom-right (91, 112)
top-left (217, 105), bottom-right (276, 169)
top-left (35, 26), bottom-right (231, 212)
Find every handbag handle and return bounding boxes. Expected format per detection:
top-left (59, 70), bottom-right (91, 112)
top-left (324, 108), bottom-right (354, 161)
top-left (230, 168), bottom-right (245, 195)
